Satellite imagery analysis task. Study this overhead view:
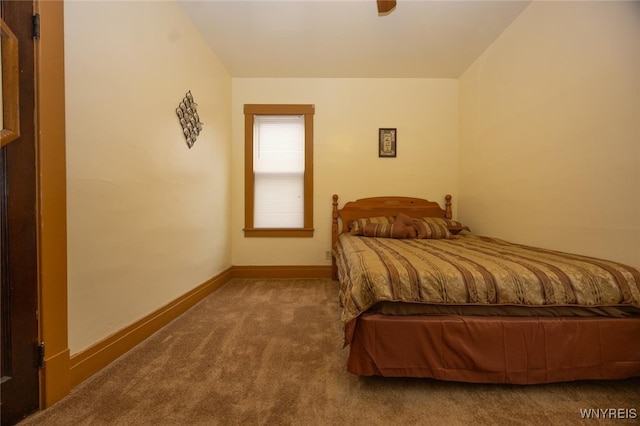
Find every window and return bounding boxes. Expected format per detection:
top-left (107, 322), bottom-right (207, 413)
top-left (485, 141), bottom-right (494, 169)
top-left (244, 104), bottom-right (314, 237)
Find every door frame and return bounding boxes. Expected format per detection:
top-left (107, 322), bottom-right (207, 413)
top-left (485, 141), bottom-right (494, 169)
top-left (35, 0), bottom-right (69, 408)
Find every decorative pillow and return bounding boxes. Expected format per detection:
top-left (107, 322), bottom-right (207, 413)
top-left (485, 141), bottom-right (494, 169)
top-left (411, 219), bottom-right (429, 239)
top-left (421, 217), bottom-right (470, 236)
top-left (443, 218), bottom-right (471, 235)
top-left (419, 217), bottom-right (453, 239)
top-left (394, 213), bottom-right (418, 239)
top-left (363, 222), bottom-right (411, 239)
top-left (350, 216), bottom-right (395, 236)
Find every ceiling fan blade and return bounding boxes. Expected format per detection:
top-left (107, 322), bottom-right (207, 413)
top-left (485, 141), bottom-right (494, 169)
top-left (377, 0), bottom-right (396, 14)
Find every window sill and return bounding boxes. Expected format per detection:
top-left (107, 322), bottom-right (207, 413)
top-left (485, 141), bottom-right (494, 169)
top-left (243, 228), bottom-right (314, 238)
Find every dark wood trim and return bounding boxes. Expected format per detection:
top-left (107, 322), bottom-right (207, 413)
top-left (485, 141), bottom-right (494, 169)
top-left (243, 228), bottom-right (314, 238)
top-left (244, 110), bottom-right (254, 229)
top-left (39, 347), bottom-right (70, 410)
top-left (303, 111), bottom-right (313, 230)
top-left (36, 0), bottom-right (70, 409)
top-left (243, 104), bottom-right (314, 115)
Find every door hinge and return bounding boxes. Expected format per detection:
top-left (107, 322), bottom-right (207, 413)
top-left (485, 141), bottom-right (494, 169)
top-left (36, 342), bottom-right (45, 369)
top-left (33, 13), bottom-right (40, 40)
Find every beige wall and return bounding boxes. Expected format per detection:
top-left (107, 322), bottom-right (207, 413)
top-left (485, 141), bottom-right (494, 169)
top-left (63, 0), bottom-right (640, 355)
top-left (64, 1), bottom-right (232, 354)
top-left (232, 78), bottom-right (459, 266)
top-left (459, 1), bottom-right (640, 267)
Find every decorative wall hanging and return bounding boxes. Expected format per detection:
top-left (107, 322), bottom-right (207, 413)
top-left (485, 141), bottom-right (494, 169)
top-left (378, 128), bottom-right (396, 157)
top-left (176, 91), bottom-right (203, 149)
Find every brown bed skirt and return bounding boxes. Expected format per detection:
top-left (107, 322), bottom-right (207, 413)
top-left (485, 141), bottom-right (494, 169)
top-left (347, 313), bottom-right (640, 384)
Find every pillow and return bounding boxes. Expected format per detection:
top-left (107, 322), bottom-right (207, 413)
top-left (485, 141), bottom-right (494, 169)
top-left (350, 216), bottom-right (395, 236)
top-left (419, 217), bottom-right (453, 239)
top-left (411, 219), bottom-right (429, 239)
top-left (443, 218), bottom-right (471, 235)
top-left (394, 213), bottom-right (418, 239)
top-left (363, 222), bottom-right (411, 239)
top-left (420, 217), bottom-right (470, 236)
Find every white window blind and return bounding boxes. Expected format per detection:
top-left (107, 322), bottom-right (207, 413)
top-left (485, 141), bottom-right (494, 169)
top-left (253, 115), bottom-right (305, 228)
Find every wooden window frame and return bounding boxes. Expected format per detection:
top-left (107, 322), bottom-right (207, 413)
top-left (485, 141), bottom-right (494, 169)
top-left (243, 104), bottom-right (314, 238)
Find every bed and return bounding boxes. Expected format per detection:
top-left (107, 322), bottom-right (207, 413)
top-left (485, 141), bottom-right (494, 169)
top-left (331, 194), bottom-right (640, 384)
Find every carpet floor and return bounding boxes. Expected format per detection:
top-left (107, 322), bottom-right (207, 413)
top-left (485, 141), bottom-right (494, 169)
top-left (19, 278), bottom-right (639, 425)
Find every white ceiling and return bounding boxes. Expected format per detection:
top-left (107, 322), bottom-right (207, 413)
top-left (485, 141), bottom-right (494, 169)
top-left (178, 0), bottom-right (531, 78)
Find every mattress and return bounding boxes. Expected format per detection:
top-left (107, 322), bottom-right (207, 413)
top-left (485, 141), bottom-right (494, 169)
top-left (335, 233), bottom-right (640, 344)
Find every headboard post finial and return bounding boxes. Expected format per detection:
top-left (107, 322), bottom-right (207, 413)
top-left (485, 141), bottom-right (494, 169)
top-left (445, 194), bottom-right (452, 219)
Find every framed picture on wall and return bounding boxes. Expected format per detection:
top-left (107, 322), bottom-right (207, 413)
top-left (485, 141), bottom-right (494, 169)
top-left (378, 128), bottom-right (397, 157)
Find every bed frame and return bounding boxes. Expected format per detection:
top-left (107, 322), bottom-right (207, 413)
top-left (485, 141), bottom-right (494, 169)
top-left (331, 194), bottom-right (640, 384)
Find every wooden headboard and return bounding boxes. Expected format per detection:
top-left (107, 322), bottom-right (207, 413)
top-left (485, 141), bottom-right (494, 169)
top-left (331, 194), bottom-right (452, 278)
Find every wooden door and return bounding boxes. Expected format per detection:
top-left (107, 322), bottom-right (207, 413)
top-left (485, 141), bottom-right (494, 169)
top-left (0, 1), bottom-right (39, 424)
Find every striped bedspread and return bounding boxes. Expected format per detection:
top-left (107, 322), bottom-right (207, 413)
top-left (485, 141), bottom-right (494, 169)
top-left (335, 233), bottom-right (640, 332)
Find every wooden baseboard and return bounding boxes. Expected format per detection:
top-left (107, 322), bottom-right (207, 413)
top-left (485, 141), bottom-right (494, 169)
top-left (232, 265), bottom-right (332, 279)
top-left (69, 267), bottom-right (233, 388)
top-left (67, 265), bottom-right (331, 389)
top-left (40, 347), bottom-right (70, 408)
